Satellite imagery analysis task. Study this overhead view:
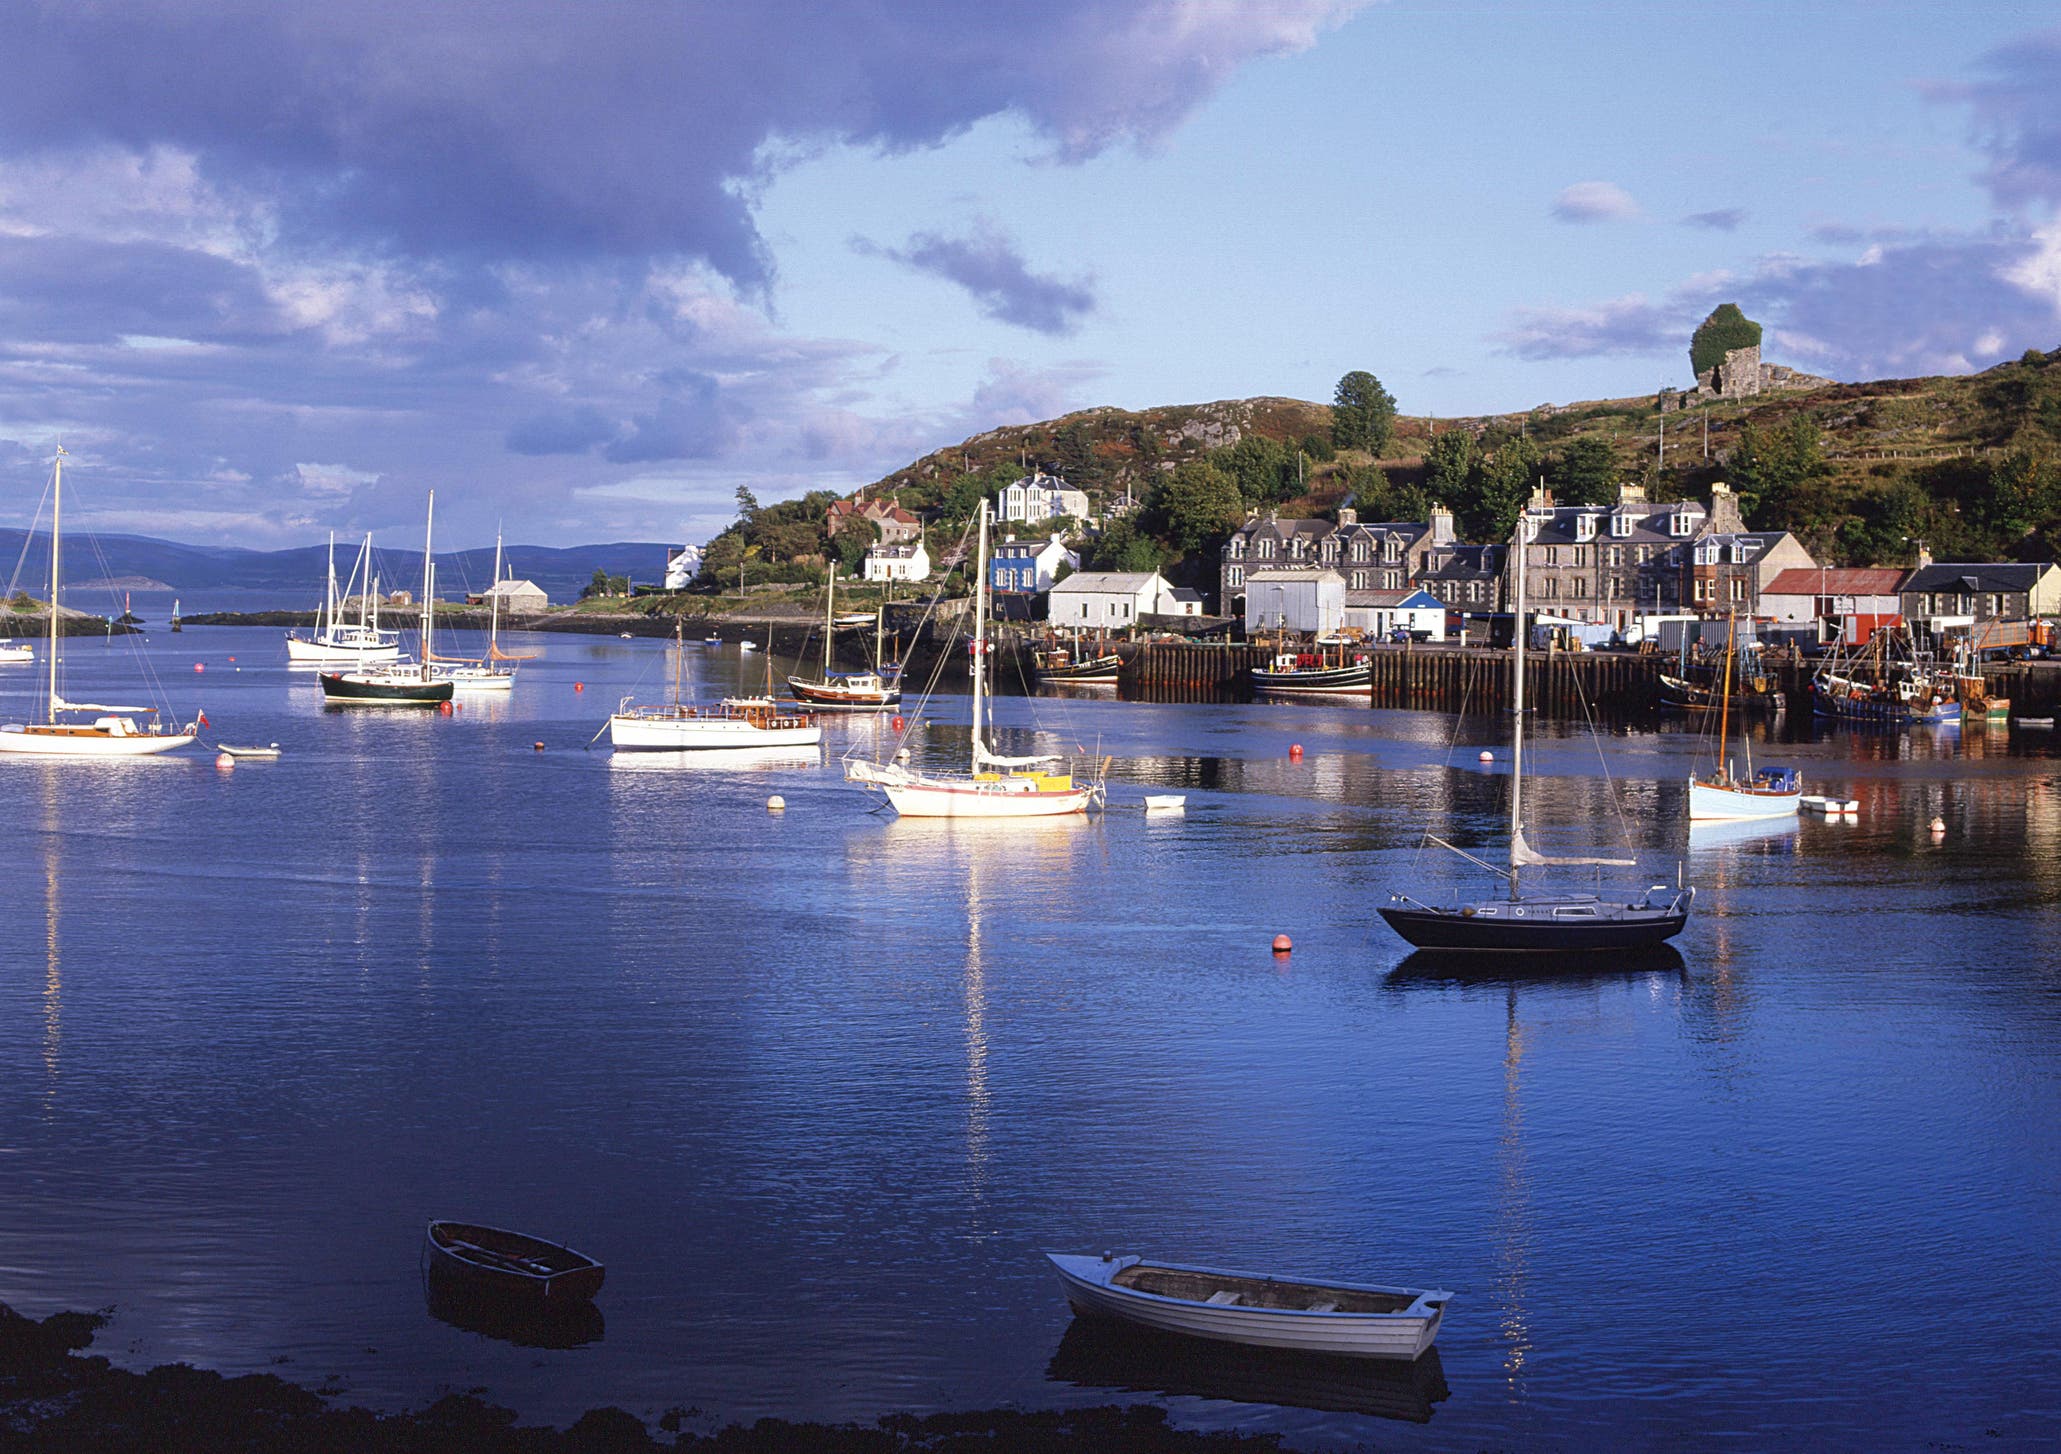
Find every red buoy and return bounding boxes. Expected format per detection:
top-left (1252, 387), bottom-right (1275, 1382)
top-left (533, 741), bottom-right (545, 752)
top-left (891, 715), bottom-right (906, 731)
top-left (438, 701), bottom-right (454, 715)
top-left (193, 663), bottom-right (204, 672)
top-left (1288, 743), bottom-right (1303, 760)
top-left (574, 682), bottom-right (584, 692)
top-left (1272, 934), bottom-right (1293, 954)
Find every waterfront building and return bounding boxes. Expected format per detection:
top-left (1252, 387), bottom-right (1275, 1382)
top-left (664, 544), bottom-right (702, 590)
top-left (828, 496), bottom-right (921, 544)
top-left (1219, 504), bottom-right (1453, 621)
top-left (1416, 542), bottom-right (1508, 614)
top-left (1761, 566), bottom-right (1909, 642)
top-left (863, 539), bottom-right (931, 583)
top-left (1049, 570), bottom-right (1180, 630)
top-left (481, 578), bottom-right (549, 613)
top-left (989, 534), bottom-right (1076, 597)
top-left (1244, 567), bottom-right (1346, 637)
top-left (997, 471), bottom-right (1091, 527)
top-left (1900, 556), bottom-right (2061, 644)
top-left (1344, 587), bottom-right (1447, 640)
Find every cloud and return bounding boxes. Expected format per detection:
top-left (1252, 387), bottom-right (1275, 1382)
top-left (1496, 228), bottom-right (2061, 379)
top-left (1682, 208), bottom-right (1746, 232)
top-left (505, 407), bottom-right (616, 457)
top-left (1550, 181), bottom-right (1642, 224)
top-left (1938, 29), bottom-right (2061, 210)
top-left (855, 223), bottom-right (1095, 334)
top-left (1492, 295), bottom-right (1678, 361)
top-left (0, 1), bottom-right (1365, 292)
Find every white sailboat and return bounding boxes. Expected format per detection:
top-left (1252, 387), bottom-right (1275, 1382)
top-left (609, 619), bottom-right (821, 750)
top-left (1687, 614), bottom-right (1800, 820)
top-left (286, 533), bottom-right (403, 664)
top-left (319, 494), bottom-right (454, 705)
top-left (846, 500), bottom-right (1101, 818)
top-left (0, 449), bottom-right (197, 757)
top-left (436, 531), bottom-right (530, 692)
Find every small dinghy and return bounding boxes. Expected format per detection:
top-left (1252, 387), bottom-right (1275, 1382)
top-left (1046, 1252), bottom-right (1449, 1361)
top-left (1143, 794), bottom-right (1186, 812)
top-left (2016, 716), bottom-right (2054, 729)
top-left (1799, 795), bottom-right (1860, 815)
top-left (424, 1221), bottom-right (604, 1307)
top-left (215, 743), bottom-right (282, 760)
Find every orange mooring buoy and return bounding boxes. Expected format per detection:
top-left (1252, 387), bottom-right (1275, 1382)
top-left (193, 662), bottom-right (204, 672)
top-left (533, 741), bottom-right (545, 752)
top-left (438, 701), bottom-right (453, 715)
top-left (1288, 743), bottom-right (1303, 760)
top-left (891, 715), bottom-right (905, 731)
top-left (574, 681), bottom-right (584, 692)
top-left (1272, 934), bottom-right (1293, 954)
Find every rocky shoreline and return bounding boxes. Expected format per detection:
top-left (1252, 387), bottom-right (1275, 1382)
top-left (0, 1300), bottom-right (1293, 1453)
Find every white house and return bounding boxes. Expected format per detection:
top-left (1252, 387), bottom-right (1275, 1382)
top-left (483, 578), bottom-right (550, 613)
top-left (1244, 567), bottom-right (1345, 637)
top-left (1343, 587), bottom-right (1445, 640)
top-left (1048, 571), bottom-right (1178, 630)
top-left (989, 534), bottom-right (1076, 595)
top-left (863, 539), bottom-right (931, 583)
top-left (997, 471), bottom-right (1091, 527)
top-left (664, 545), bottom-right (702, 590)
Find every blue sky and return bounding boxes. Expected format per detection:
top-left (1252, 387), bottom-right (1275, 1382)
top-left (1, 0), bottom-right (2058, 550)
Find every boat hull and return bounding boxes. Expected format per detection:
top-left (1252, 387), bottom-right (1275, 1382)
top-left (424, 1221), bottom-right (604, 1308)
top-left (319, 672), bottom-right (454, 705)
top-left (1035, 654), bottom-right (1122, 684)
top-left (1047, 1253), bottom-right (1448, 1362)
top-left (882, 777), bottom-right (1095, 818)
top-left (1379, 894), bottom-right (1690, 952)
top-left (1253, 663), bottom-right (1371, 695)
top-left (1810, 682), bottom-right (1961, 726)
top-left (1688, 777), bottom-right (1802, 820)
top-left (786, 675), bottom-right (901, 709)
top-left (610, 715), bottom-right (821, 750)
top-left (286, 634), bottom-right (401, 664)
top-left (0, 723), bottom-right (194, 756)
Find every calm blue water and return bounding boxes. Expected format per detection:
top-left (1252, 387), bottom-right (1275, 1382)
top-left (1, 626), bottom-right (2057, 1452)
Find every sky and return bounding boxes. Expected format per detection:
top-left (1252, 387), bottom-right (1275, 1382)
top-left (2, 0), bottom-right (2060, 552)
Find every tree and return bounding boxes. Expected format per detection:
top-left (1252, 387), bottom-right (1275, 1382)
top-left (1332, 371), bottom-right (1398, 455)
top-left (833, 518), bottom-right (877, 576)
top-left (1214, 435), bottom-right (1296, 505)
top-left (1547, 436), bottom-right (1619, 507)
top-left (1468, 436), bottom-right (1542, 542)
top-left (1690, 303), bottom-right (1763, 380)
top-left (1730, 415), bottom-right (1829, 532)
top-left (734, 484), bottom-right (760, 520)
top-left (1153, 460), bottom-right (1245, 553)
top-left (1084, 515), bottom-right (1168, 573)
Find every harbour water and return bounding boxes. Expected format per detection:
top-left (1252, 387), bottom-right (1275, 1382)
top-left (1, 626), bottom-right (2057, 1451)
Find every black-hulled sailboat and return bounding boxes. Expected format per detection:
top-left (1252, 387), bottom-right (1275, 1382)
top-left (319, 492), bottom-right (455, 706)
top-left (1379, 514), bottom-right (1692, 953)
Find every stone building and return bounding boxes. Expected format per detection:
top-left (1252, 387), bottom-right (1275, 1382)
top-left (1515, 484), bottom-right (1706, 631)
top-left (1416, 543), bottom-right (1508, 614)
top-left (1659, 344), bottom-right (1832, 411)
top-left (1219, 505), bottom-right (1456, 619)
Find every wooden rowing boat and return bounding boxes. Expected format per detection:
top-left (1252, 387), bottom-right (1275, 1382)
top-left (424, 1221), bottom-right (604, 1306)
top-left (1046, 1252), bottom-right (1449, 1361)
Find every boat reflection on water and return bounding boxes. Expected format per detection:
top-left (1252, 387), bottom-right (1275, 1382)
top-left (1686, 814), bottom-right (1800, 856)
top-left (603, 745), bottom-right (822, 774)
top-left (1384, 942), bottom-right (1686, 987)
top-left (1046, 1319), bottom-right (1450, 1424)
top-left (422, 1268), bottom-right (605, 1350)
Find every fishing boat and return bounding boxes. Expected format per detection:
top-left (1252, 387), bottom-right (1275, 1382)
top-left (1045, 1252), bottom-right (1451, 1362)
top-left (787, 563), bottom-right (900, 709)
top-left (845, 501), bottom-right (1101, 818)
top-left (1251, 646), bottom-right (1370, 696)
top-left (1032, 632), bottom-right (1122, 685)
top-left (1687, 615), bottom-right (1801, 821)
top-left (435, 532), bottom-right (533, 692)
top-left (611, 620), bottom-right (821, 750)
top-left (287, 534), bottom-right (403, 664)
top-left (319, 495), bottom-right (455, 706)
top-left (1379, 514), bottom-right (1692, 952)
top-left (1811, 625), bottom-right (1960, 726)
top-left (0, 449), bottom-right (199, 757)
top-left (423, 1220), bottom-right (604, 1308)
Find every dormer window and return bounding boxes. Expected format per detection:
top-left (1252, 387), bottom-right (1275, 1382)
top-left (1612, 513), bottom-right (1635, 538)
top-left (1352, 538), bottom-right (1369, 562)
top-left (1694, 542), bottom-right (1719, 566)
top-left (1384, 537), bottom-right (1401, 562)
top-left (1669, 511), bottom-right (1694, 537)
top-left (1729, 543), bottom-right (1749, 564)
top-left (1257, 539), bottom-right (1274, 560)
top-left (1576, 514), bottom-right (1598, 542)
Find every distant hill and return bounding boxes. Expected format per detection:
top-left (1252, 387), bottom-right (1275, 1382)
top-left (0, 532), bottom-right (675, 610)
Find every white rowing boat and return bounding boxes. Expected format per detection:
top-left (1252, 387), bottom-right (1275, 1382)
top-left (1800, 795), bottom-right (1859, 814)
top-left (1143, 794), bottom-right (1186, 812)
top-left (1046, 1252), bottom-right (1450, 1361)
top-left (216, 743), bottom-right (282, 759)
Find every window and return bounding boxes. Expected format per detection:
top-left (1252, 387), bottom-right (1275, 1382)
top-left (1607, 545), bottom-right (1624, 568)
top-left (1385, 570), bottom-right (1402, 589)
top-left (1257, 540), bottom-right (1274, 560)
top-left (1571, 577), bottom-right (1588, 597)
top-left (1694, 542), bottom-right (1719, 566)
top-left (1670, 511), bottom-right (1695, 536)
top-left (1636, 546), bottom-right (1652, 565)
top-left (1230, 537), bottom-right (1246, 559)
top-left (1730, 578), bottom-right (1746, 603)
top-left (1612, 513), bottom-right (1635, 538)
top-left (1352, 538), bottom-right (1369, 561)
top-left (1694, 579), bottom-right (1713, 603)
top-left (1385, 537), bottom-right (1402, 562)
top-left (1573, 546), bottom-right (1588, 567)
top-left (1729, 543), bottom-right (1749, 564)
top-left (1544, 546), bottom-right (1559, 566)
top-left (1576, 514), bottom-right (1598, 542)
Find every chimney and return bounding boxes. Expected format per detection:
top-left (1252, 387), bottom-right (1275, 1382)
top-left (1707, 480), bottom-right (1745, 533)
top-left (1616, 481), bottom-right (1647, 506)
top-left (1528, 483), bottom-right (1553, 511)
top-left (1915, 540), bottom-right (1933, 569)
top-left (1430, 503), bottom-right (1455, 546)
top-left (1337, 506), bottom-right (1358, 527)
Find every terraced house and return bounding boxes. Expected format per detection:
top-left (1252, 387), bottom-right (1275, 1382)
top-left (1219, 505), bottom-right (1455, 620)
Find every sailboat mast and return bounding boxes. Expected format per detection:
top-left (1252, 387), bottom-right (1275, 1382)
top-left (823, 563), bottom-right (834, 676)
top-left (46, 449), bottom-right (62, 719)
top-left (1718, 613), bottom-right (1735, 782)
top-left (1508, 512), bottom-right (1528, 898)
top-left (490, 530), bottom-right (503, 655)
top-left (323, 532), bottom-right (337, 639)
top-left (974, 499), bottom-right (990, 758)
top-left (419, 491), bottom-right (435, 680)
